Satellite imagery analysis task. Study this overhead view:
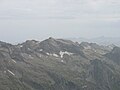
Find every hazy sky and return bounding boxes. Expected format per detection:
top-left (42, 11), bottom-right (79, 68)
top-left (0, 0), bottom-right (120, 43)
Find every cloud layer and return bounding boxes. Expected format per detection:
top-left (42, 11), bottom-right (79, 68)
top-left (0, 0), bottom-right (120, 43)
top-left (0, 0), bottom-right (120, 19)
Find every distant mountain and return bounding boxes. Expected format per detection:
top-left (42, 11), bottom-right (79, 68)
top-left (68, 36), bottom-right (120, 46)
top-left (0, 37), bottom-right (120, 90)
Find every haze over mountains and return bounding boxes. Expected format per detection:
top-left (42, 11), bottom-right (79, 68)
top-left (0, 37), bottom-right (120, 90)
top-left (0, 0), bottom-right (120, 43)
top-left (68, 36), bottom-right (120, 46)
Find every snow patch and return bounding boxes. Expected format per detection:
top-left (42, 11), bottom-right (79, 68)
top-left (46, 53), bottom-right (59, 57)
top-left (61, 60), bottom-right (64, 63)
top-left (108, 45), bottom-right (114, 49)
top-left (82, 85), bottom-right (87, 88)
top-left (84, 46), bottom-right (91, 50)
top-left (12, 59), bottom-right (16, 63)
top-left (7, 70), bottom-right (15, 76)
top-left (53, 54), bottom-right (59, 57)
top-left (46, 53), bottom-right (50, 55)
top-left (28, 48), bottom-right (31, 50)
top-left (19, 45), bottom-right (23, 48)
top-left (4, 71), bottom-right (6, 73)
top-left (40, 49), bottom-right (43, 51)
top-left (29, 55), bottom-right (34, 59)
top-left (93, 49), bottom-right (97, 52)
top-left (36, 41), bottom-right (40, 44)
top-left (59, 51), bottom-right (73, 58)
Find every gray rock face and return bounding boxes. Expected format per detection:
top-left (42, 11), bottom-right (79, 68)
top-left (38, 38), bottom-right (83, 55)
top-left (105, 47), bottom-right (120, 65)
top-left (0, 38), bottom-right (120, 90)
top-left (87, 59), bottom-right (120, 90)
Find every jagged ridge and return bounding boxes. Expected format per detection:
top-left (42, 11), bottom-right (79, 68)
top-left (0, 37), bottom-right (119, 90)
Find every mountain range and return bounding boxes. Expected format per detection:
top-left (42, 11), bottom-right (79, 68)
top-left (0, 37), bottom-right (120, 90)
top-left (68, 36), bottom-right (120, 46)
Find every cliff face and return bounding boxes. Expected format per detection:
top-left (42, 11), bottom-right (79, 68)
top-left (105, 47), bottom-right (120, 65)
top-left (0, 38), bottom-right (120, 90)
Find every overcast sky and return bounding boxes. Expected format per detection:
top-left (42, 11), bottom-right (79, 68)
top-left (0, 0), bottom-right (120, 43)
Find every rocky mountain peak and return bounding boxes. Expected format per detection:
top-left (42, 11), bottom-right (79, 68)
top-left (37, 38), bottom-right (83, 55)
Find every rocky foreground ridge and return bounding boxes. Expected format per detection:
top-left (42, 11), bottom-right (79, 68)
top-left (0, 37), bottom-right (120, 90)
